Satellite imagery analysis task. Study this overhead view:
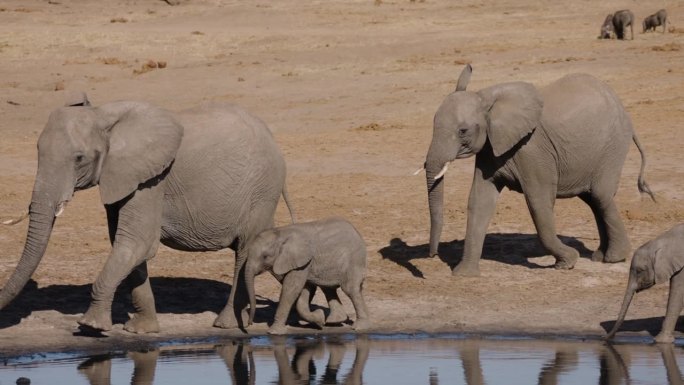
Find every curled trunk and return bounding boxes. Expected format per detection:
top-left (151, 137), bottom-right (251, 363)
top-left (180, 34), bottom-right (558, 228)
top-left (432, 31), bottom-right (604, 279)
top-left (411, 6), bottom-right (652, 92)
top-left (0, 200), bottom-right (55, 309)
top-left (606, 274), bottom-right (638, 339)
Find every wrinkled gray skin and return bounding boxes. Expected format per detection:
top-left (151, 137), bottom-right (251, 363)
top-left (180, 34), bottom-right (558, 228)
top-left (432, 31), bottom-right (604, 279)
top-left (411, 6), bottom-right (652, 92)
top-left (424, 65), bottom-right (655, 276)
top-left (599, 14), bottom-right (614, 39)
top-left (607, 224), bottom-right (684, 344)
top-left (612, 9), bottom-right (634, 40)
top-left (244, 217), bottom-right (369, 335)
top-left (643, 9), bottom-right (668, 33)
top-left (0, 95), bottom-right (293, 332)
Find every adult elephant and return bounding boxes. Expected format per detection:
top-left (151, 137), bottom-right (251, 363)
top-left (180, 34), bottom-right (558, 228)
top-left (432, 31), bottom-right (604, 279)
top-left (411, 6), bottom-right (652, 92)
top-left (421, 65), bottom-right (654, 276)
top-left (0, 96), bottom-right (293, 332)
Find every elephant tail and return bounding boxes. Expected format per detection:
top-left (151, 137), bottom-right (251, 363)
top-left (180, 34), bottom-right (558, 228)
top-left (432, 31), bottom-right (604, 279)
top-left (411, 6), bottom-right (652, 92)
top-left (282, 181), bottom-right (296, 224)
top-left (632, 133), bottom-right (656, 202)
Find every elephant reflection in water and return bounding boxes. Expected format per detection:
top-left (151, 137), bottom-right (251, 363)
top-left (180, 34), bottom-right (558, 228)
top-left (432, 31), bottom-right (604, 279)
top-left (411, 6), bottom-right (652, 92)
top-left (78, 349), bottom-right (160, 385)
top-left (271, 336), bottom-right (369, 385)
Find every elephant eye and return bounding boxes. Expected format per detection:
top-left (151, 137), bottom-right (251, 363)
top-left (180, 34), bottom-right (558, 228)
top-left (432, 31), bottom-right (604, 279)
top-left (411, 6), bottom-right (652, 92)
top-left (458, 127), bottom-right (468, 136)
top-left (75, 154), bottom-right (85, 164)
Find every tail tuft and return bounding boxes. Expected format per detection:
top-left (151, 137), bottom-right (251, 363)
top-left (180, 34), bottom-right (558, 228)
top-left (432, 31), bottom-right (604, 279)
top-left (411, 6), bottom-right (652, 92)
top-left (638, 177), bottom-right (656, 202)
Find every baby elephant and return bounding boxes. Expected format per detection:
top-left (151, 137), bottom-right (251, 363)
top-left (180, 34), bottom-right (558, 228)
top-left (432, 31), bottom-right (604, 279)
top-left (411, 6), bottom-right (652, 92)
top-left (607, 224), bottom-right (684, 343)
top-left (599, 14), bottom-right (614, 39)
top-left (612, 9), bottom-right (634, 40)
top-left (244, 217), bottom-right (370, 334)
top-left (643, 9), bottom-right (668, 33)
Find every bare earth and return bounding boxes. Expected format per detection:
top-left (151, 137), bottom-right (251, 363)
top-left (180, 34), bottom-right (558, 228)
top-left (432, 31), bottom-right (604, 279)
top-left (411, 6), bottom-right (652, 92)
top-left (1, 0), bottom-right (684, 356)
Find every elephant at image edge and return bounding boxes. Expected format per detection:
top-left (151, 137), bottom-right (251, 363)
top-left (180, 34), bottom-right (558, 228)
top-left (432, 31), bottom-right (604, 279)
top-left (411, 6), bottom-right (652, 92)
top-left (244, 217), bottom-right (370, 335)
top-left (423, 65), bottom-right (654, 276)
top-left (0, 97), bottom-right (292, 332)
top-left (607, 224), bottom-right (684, 344)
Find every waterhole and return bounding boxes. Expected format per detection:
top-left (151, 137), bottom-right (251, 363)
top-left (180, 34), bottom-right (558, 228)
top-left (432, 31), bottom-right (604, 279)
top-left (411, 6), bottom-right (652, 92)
top-left (1, 334), bottom-right (682, 384)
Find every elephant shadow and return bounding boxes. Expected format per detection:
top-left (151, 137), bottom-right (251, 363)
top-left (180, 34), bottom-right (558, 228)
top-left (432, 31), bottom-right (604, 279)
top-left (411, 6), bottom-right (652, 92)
top-left (0, 277), bottom-right (278, 330)
top-left (600, 316), bottom-right (684, 337)
top-left (379, 233), bottom-right (593, 278)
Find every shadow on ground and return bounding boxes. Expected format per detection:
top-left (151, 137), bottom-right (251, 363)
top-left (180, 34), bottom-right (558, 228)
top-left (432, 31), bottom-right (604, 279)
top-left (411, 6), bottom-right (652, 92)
top-left (600, 317), bottom-right (684, 337)
top-left (379, 233), bottom-right (593, 278)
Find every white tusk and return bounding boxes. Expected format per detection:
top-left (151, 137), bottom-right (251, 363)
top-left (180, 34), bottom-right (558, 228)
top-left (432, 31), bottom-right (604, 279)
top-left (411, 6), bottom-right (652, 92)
top-left (1, 210), bottom-right (28, 225)
top-left (412, 167), bottom-right (425, 175)
top-left (434, 163), bottom-right (449, 180)
top-left (55, 201), bottom-right (68, 218)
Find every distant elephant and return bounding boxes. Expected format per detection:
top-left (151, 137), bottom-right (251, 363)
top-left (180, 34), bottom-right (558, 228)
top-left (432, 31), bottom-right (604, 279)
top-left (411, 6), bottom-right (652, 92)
top-left (244, 217), bottom-right (369, 334)
top-left (612, 10), bottom-right (634, 40)
top-left (0, 96), bottom-right (293, 332)
top-left (643, 9), bottom-right (668, 33)
top-left (607, 224), bottom-right (684, 343)
top-left (420, 65), bottom-right (654, 276)
top-left (599, 14), bottom-right (614, 39)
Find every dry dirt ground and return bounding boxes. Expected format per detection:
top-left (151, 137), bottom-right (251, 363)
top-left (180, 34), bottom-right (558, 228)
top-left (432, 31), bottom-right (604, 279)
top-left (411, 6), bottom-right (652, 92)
top-left (1, 0), bottom-right (684, 356)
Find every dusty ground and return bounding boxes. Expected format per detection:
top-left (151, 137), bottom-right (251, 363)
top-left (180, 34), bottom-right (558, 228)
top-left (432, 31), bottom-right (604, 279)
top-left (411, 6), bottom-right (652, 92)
top-left (1, 0), bottom-right (684, 356)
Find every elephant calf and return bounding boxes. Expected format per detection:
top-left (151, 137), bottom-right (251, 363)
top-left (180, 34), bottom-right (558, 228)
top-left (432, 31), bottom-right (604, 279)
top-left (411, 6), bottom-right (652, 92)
top-left (643, 9), bottom-right (668, 33)
top-left (607, 224), bottom-right (684, 343)
top-left (244, 217), bottom-right (370, 334)
top-left (612, 9), bottom-right (634, 40)
top-left (599, 14), bottom-right (614, 39)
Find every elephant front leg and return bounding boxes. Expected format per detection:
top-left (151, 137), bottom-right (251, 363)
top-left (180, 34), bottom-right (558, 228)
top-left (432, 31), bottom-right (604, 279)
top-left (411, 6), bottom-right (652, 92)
top-left (295, 284), bottom-right (325, 328)
top-left (79, 187), bottom-right (162, 332)
top-left (269, 270), bottom-right (308, 335)
top-left (656, 271), bottom-right (684, 343)
top-left (124, 262), bottom-right (160, 333)
top-left (457, 170), bottom-right (501, 277)
top-left (524, 186), bottom-right (578, 269)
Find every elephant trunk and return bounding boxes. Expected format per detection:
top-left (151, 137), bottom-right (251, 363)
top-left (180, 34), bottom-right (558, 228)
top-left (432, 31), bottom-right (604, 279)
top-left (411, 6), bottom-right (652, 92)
top-left (425, 140), bottom-right (456, 258)
top-left (245, 262), bottom-right (257, 326)
top-left (606, 272), bottom-right (638, 339)
top-left (0, 199), bottom-right (56, 309)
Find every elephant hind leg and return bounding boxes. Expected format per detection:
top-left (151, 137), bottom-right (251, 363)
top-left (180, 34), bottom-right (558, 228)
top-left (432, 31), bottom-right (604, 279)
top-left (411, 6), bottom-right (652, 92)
top-left (579, 193), bottom-right (609, 262)
top-left (341, 280), bottom-right (370, 331)
top-left (323, 287), bottom-right (348, 324)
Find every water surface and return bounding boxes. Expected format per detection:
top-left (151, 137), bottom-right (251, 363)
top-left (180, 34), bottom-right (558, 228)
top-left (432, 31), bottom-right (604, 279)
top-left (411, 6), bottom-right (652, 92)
top-left (1, 334), bottom-right (683, 384)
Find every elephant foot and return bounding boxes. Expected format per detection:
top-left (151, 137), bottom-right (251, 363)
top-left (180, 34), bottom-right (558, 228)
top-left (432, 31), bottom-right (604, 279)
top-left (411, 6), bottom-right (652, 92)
top-left (78, 308), bottom-right (113, 332)
top-left (452, 263), bottom-right (480, 277)
top-left (268, 323), bottom-right (288, 335)
top-left (213, 306), bottom-right (247, 329)
top-left (310, 309), bottom-right (326, 328)
top-left (603, 248), bottom-right (627, 264)
top-left (326, 306), bottom-right (349, 325)
top-left (591, 249), bottom-right (606, 262)
top-left (352, 318), bottom-right (371, 331)
top-left (553, 249), bottom-right (579, 270)
top-left (124, 313), bottom-right (160, 334)
top-left (655, 332), bottom-right (675, 344)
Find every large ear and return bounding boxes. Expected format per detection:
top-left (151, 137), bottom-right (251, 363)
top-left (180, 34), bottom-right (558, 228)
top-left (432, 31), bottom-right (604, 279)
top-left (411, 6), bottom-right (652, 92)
top-left (455, 64), bottom-right (472, 92)
top-left (653, 247), bottom-right (684, 285)
top-left (64, 91), bottom-right (91, 107)
top-left (97, 102), bottom-right (184, 204)
top-left (477, 81), bottom-right (542, 157)
top-left (272, 232), bottom-right (314, 276)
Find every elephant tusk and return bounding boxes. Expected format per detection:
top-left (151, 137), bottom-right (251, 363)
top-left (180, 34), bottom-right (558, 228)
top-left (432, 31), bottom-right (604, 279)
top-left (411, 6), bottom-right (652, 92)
top-left (1, 210), bottom-right (28, 225)
top-left (55, 201), bottom-right (68, 218)
top-left (412, 167), bottom-right (425, 175)
top-left (434, 163), bottom-right (449, 180)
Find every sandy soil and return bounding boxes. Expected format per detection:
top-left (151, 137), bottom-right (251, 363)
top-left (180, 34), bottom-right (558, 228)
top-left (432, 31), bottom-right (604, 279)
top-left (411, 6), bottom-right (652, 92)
top-left (1, 0), bottom-right (684, 356)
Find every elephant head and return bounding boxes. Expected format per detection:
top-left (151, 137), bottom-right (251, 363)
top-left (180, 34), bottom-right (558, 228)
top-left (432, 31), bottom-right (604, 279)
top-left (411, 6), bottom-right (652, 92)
top-left (607, 226), bottom-right (684, 339)
top-left (245, 229), bottom-right (313, 325)
top-left (424, 65), bottom-right (542, 256)
top-left (0, 98), bottom-right (183, 310)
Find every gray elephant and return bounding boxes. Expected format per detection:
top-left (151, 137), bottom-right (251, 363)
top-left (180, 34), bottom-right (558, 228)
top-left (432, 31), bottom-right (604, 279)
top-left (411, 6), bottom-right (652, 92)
top-left (643, 9), bottom-right (668, 33)
top-left (599, 14), bottom-right (614, 39)
top-left (0, 96), bottom-right (293, 332)
top-left (244, 217), bottom-right (369, 334)
top-left (612, 10), bottom-right (634, 40)
top-left (607, 224), bottom-right (684, 343)
top-left (420, 65), bottom-right (654, 276)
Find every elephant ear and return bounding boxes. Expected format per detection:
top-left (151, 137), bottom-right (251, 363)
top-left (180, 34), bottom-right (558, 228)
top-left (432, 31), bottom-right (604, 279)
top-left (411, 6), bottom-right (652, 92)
top-left (477, 81), bottom-right (542, 157)
top-left (273, 232), bottom-right (314, 276)
top-left (654, 246), bottom-right (684, 285)
top-left (97, 102), bottom-right (184, 204)
top-left (455, 64), bottom-right (472, 92)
